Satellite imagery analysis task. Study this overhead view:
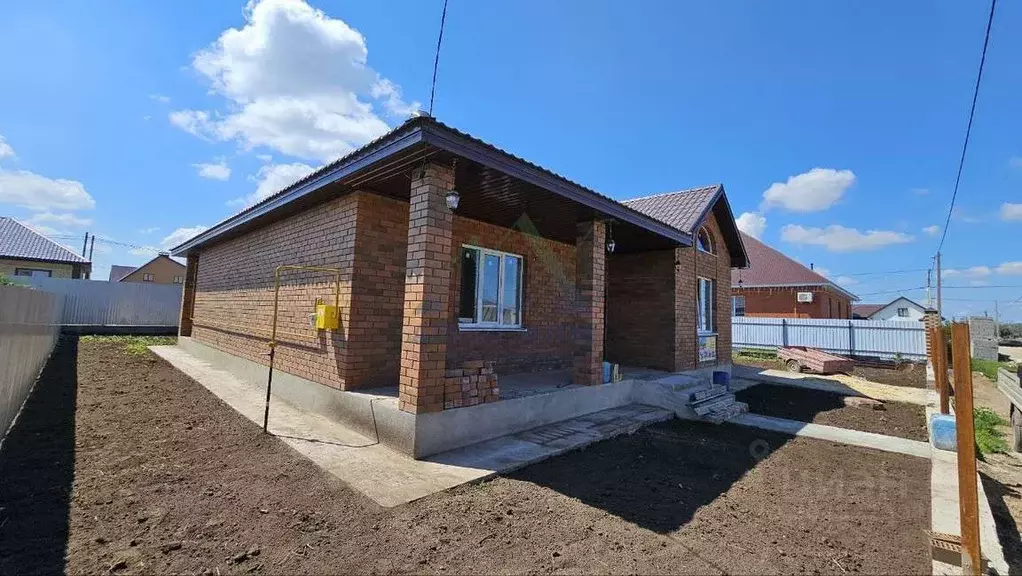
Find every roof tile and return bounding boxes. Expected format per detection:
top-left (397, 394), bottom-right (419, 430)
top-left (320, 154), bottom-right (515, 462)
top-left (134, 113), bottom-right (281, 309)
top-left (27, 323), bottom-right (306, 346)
top-left (620, 185), bottom-right (722, 234)
top-left (0, 217), bottom-right (90, 264)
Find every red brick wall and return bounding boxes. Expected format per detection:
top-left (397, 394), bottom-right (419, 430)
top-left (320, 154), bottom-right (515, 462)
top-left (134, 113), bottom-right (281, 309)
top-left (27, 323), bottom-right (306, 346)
top-left (675, 213), bottom-right (733, 369)
top-left (446, 215), bottom-right (577, 374)
top-left (191, 195), bottom-right (357, 390)
top-left (606, 250), bottom-right (676, 371)
top-left (732, 285), bottom-right (851, 319)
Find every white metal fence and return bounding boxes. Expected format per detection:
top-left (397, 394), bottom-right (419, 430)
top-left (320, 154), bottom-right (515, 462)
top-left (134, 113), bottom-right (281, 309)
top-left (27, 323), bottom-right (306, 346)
top-left (16, 277), bottom-right (182, 327)
top-left (1, 286), bottom-right (62, 442)
top-left (732, 316), bottom-right (927, 360)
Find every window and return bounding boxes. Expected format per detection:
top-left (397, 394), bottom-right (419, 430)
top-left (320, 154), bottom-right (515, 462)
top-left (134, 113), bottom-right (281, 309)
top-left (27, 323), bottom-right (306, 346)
top-left (697, 277), bottom-right (715, 333)
top-left (696, 227), bottom-right (715, 254)
top-left (897, 307), bottom-right (909, 318)
top-left (458, 246), bottom-right (523, 329)
top-left (732, 295), bottom-right (746, 317)
top-left (173, 275), bottom-right (184, 284)
top-left (14, 268), bottom-right (52, 277)
top-left (142, 273), bottom-right (154, 282)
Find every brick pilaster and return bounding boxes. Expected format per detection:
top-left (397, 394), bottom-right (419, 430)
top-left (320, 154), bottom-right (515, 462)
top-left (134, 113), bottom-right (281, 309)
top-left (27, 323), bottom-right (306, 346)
top-left (923, 308), bottom-right (940, 358)
top-left (179, 252), bottom-right (199, 337)
top-left (398, 164), bottom-right (455, 413)
top-left (574, 220), bottom-right (606, 385)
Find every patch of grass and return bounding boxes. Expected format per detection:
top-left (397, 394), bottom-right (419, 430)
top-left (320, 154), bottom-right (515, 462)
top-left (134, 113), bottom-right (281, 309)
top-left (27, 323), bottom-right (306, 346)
top-left (974, 408), bottom-right (1009, 456)
top-left (971, 357), bottom-right (1015, 381)
top-left (80, 335), bottom-right (176, 355)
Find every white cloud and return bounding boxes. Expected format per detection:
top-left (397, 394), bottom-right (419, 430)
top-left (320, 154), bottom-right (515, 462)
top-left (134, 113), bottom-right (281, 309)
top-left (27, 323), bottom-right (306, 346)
top-left (193, 158), bottom-right (232, 181)
top-left (996, 261), bottom-right (1022, 275)
top-left (834, 276), bottom-right (858, 286)
top-left (232, 162), bottom-right (316, 207)
top-left (138, 226), bottom-right (160, 234)
top-left (780, 224), bottom-right (913, 252)
top-left (161, 226), bottom-right (209, 250)
top-left (735, 212), bottom-right (766, 239)
top-left (942, 269), bottom-right (960, 278)
top-left (149, 94), bottom-right (171, 104)
top-left (1000, 202), bottom-right (1022, 221)
top-left (970, 280), bottom-right (989, 287)
top-left (0, 169), bottom-right (95, 211)
top-left (943, 266), bottom-right (993, 278)
top-left (129, 246), bottom-right (159, 257)
top-left (813, 266), bottom-right (831, 277)
top-left (170, 0), bottom-right (418, 162)
top-left (0, 135), bottom-right (14, 160)
top-left (26, 212), bottom-right (92, 232)
top-left (760, 168), bottom-right (855, 213)
top-left (922, 225), bottom-right (940, 236)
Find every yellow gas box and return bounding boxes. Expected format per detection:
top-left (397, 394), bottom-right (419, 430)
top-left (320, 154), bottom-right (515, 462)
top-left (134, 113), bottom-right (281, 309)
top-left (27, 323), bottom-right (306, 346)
top-left (315, 303), bottom-right (339, 330)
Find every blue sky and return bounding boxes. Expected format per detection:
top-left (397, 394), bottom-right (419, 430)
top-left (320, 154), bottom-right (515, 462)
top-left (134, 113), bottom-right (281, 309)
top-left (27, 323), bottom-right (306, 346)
top-left (0, 0), bottom-right (1019, 319)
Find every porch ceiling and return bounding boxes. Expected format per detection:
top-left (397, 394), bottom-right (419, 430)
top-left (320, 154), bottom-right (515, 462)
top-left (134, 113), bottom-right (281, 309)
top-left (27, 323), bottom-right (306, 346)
top-left (171, 117), bottom-right (690, 255)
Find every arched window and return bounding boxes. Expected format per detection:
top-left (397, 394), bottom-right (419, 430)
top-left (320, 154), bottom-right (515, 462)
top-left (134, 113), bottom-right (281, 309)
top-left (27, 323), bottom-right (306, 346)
top-left (696, 226), bottom-right (715, 254)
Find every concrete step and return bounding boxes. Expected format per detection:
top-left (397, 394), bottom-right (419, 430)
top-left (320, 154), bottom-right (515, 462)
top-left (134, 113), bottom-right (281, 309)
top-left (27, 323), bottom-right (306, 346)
top-left (693, 394), bottom-right (737, 416)
top-left (704, 401), bottom-right (749, 424)
top-left (690, 384), bottom-right (729, 403)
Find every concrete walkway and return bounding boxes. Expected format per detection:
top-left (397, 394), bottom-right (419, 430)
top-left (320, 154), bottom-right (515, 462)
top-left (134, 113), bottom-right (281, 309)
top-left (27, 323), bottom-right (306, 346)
top-left (731, 412), bottom-right (932, 458)
top-left (732, 365), bottom-right (934, 406)
top-left (150, 345), bottom-right (671, 507)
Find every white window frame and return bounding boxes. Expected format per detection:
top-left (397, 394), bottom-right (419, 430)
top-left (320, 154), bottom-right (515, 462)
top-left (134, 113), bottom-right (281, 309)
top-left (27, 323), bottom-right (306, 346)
top-left (173, 275), bottom-right (184, 284)
top-left (897, 307), bottom-right (909, 317)
top-left (459, 244), bottom-right (524, 331)
top-left (697, 276), bottom-right (715, 334)
top-left (696, 227), bottom-right (715, 255)
top-left (732, 295), bottom-right (746, 317)
top-left (15, 268), bottom-right (52, 277)
top-left (142, 273), bottom-right (154, 282)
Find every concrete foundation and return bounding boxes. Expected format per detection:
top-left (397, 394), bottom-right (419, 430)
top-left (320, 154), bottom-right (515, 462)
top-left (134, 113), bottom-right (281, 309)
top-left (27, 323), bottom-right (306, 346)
top-left (175, 338), bottom-right (729, 458)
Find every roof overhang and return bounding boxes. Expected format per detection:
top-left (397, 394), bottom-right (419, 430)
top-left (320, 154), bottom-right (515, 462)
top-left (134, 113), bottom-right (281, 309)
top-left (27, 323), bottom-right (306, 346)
top-left (172, 118), bottom-right (694, 256)
top-left (734, 282), bottom-right (859, 302)
top-left (0, 255), bottom-right (91, 268)
top-left (686, 185), bottom-right (749, 269)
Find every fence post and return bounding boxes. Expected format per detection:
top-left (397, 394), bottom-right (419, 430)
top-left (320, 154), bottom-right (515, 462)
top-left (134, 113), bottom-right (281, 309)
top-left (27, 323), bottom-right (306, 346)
top-left (951, 322), bottom-right (981, 575)
top-left (848, 321), bottom-right (855, 357)
top-left (781, 318), bottom-right (788, 347)
top-left (931, 326), bottom-right (950, 415)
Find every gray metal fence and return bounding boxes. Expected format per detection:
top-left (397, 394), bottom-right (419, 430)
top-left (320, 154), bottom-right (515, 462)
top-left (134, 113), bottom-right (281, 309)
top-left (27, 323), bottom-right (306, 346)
top-left (1, 286), bottom-right (62, 442)
top-left (732, 316), bottom-right (927, 360)
top-left (17, 277), bottom-right (182, 327)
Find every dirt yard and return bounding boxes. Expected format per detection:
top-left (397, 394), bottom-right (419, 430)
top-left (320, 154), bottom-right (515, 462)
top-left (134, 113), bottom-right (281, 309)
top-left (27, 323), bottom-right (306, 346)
top-left (0, 337), bottom-right (932, 575)
top-left (735, 384), bottom-right (928, 441)
top-left (734, 356), bottom-right (927, 388)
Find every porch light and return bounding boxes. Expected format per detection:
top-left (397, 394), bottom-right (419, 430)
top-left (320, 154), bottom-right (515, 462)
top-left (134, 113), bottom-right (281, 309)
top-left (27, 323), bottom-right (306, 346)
top-left (606, 221), bottom-right (615, 253)
top-left (606, 238), bottom-right (616, 253)
top-left (445, 189), bottom-right (460, 210)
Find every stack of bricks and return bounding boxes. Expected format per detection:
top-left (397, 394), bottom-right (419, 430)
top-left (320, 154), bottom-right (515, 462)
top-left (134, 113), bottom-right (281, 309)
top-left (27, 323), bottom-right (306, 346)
top-left (443, 360), bottom-right (500, 409)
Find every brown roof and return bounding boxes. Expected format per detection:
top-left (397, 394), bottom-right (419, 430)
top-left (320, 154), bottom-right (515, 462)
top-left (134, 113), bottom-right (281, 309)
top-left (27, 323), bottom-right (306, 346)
top-left (852, 304), bottom-right (885, 318)
top-left (731, 233), bottom-right (857, 301)
top-left (0, 217), bottom-right (90, 264)
top-left (621, 185), bottom-right (721, 234)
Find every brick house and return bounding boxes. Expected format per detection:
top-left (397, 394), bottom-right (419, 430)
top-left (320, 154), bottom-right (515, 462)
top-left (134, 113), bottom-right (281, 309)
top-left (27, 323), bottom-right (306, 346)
top-left (110, 253), bottom-right (186, 284)
top-left (731, 233), bottom-right (857, 319)
top-left (0, 217), bottom-right (91, 279)
top-left (171, 116), bottom-right (748, 456)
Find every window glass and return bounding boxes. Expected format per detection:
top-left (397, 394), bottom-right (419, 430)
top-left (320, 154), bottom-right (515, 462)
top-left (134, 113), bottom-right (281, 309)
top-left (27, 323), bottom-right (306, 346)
top-left (897, 307), bottom-right (909, 317)
top-left (732, 295), bottom-right (746, 317)
top-left (697, 228), bottom-right (714, 254)
top-left (501, 256), bottom-right (521, 325)
top-left (458, 247), bottom-right (479, 322)
top-left (698, 278), bottom-right (714, 332)
top-left (479, 253), bottom-right (500, 323)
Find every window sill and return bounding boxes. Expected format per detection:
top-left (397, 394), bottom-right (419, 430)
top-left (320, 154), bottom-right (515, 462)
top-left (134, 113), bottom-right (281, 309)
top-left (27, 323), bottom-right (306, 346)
top-left (459, 325), bottom-right (528, 333)
top-left (697, 332), bottom-right (717, 337)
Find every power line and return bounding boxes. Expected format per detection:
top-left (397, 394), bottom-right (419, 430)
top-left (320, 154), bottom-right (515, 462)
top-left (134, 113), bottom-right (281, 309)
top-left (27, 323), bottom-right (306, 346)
top-left (825, 267), bottom-right (929, 277)
top-left (427, 0), bottom-right (449, 116)
top-left (936, 0), bottom-right (997, 252)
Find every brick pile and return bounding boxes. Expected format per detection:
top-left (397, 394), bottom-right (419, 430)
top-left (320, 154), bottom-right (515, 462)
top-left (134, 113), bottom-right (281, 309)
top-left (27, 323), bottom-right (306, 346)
top-left (443, 360), bottom-right (500, 409)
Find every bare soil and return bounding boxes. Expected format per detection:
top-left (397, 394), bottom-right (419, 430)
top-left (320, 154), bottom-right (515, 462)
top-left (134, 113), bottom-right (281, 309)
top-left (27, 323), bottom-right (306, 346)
top-left (735, 384), bottom-right (929, 441)
top-left (0, 337), bottom-right (932, 575)
top-left (735, 358), bottom-right (928, 388)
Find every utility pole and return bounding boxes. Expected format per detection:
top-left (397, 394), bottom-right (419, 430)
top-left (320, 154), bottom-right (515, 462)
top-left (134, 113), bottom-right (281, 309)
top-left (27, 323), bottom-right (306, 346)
top-left (81, 232), bottom-right (89, 257)
top-left (995, 300), bottom-right (1000, 338)
top-left (926, 268), bottom-right (932, 308)
top-left (87, 235), bottom-right (96, 280)
top-left (936, 252), bottom-right (943, 320)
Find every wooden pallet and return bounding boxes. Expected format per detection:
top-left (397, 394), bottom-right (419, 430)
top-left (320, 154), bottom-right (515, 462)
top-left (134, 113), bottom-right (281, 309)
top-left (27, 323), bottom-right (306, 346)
top-left (777, 346), bottom-right (854, 374)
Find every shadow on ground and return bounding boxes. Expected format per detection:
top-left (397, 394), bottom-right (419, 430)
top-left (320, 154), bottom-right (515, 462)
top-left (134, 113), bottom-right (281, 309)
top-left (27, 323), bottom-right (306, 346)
top-left (507, 419), bottom-right (797, 533)
top-left (0, 336), bottom-right (78, 575)
top-left (980, 470), bottom-right (1022, 574)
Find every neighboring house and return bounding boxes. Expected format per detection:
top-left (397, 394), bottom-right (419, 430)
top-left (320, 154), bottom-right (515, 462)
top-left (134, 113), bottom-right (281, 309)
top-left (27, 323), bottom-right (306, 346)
top-left (113, 253), bottom-right (186, 284)
top-left (170, 116), bottom-right (749, 458)
top-left (852, 297), bottom-right (926, 321)
top-left (730, 233), bottom-right (857, 319)
top-left (0, 217), bottom-right (91, 279)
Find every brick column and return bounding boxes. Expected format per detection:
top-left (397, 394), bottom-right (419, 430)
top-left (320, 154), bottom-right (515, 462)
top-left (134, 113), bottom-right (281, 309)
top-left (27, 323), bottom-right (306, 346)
top-left (574, 220), bottom-right (606, 385)
top-left (923, 308), bottom-right (940, 358)
top-left (398, 164), bottom-right (454, 413)
top-left (178, 252), bottom-right (199, 337)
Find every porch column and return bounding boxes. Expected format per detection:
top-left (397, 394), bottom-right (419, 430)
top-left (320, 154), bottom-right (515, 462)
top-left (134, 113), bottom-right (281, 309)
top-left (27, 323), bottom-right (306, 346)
top-left (398, 163), bottom-right (455, 413)
top-left (178, 252), bottom-right (199, 337)
top-left (574, 220), bottom-right (606, 385)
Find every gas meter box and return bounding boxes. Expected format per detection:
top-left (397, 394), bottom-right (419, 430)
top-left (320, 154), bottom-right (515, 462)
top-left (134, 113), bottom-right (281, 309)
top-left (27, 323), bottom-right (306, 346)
top-left (315, 303), bottom-right (339, 330)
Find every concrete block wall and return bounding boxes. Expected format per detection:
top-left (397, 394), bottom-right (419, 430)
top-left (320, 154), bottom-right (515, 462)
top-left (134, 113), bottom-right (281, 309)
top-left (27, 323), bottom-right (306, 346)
top-left (969, 316), bottom-right (998, 361)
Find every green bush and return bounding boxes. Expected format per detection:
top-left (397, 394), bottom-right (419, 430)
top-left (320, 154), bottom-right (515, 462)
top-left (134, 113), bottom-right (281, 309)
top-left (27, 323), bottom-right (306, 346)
top-left (974, 408), bottom-right (1009, 455)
